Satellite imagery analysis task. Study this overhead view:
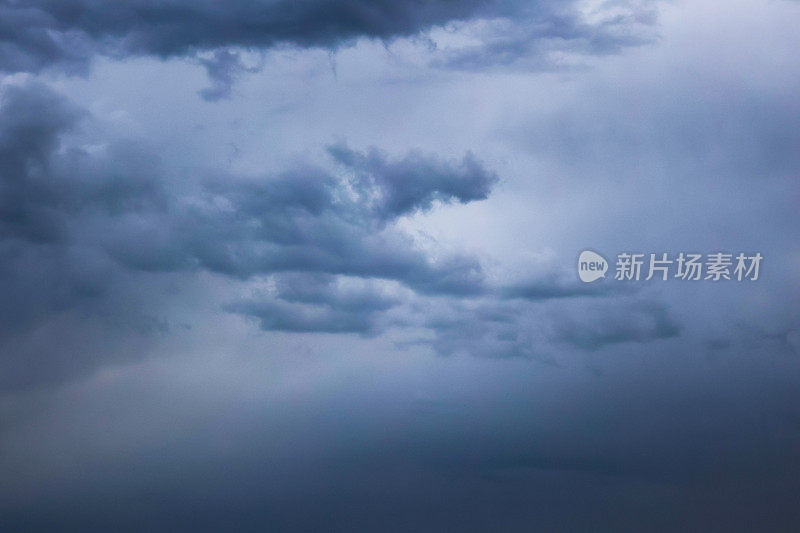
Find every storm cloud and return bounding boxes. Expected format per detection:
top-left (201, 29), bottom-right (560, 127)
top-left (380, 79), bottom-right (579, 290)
top-left (1, 0), bottom-right (799, 530)
top-left (0, 79), bottom-right (504, 389)
top-left (0, 0), bottom-right (659, 96)
top-left (0, 76), bottom-right (684, 391)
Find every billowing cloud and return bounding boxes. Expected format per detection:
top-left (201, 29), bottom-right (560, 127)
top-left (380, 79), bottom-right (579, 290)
top-left (197, 49), bottom-right (261, 102)
top-left (0, 0), bottom-right (660, 96)
top-left (0, 80), bottom-right (495, 287)
top-left (328, 142), bottom-right (496, 220)
top-left (228, 273), bottom-right (402, 335)
top-left (0, 79), bottom-right (497, 390)
top-left (2, 0), bottom-right (800, 529)
top-left (0, 77), bottom-right (683, 391)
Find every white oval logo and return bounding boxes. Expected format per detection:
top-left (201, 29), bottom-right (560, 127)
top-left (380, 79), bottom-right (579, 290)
top-left (578, 250), bottom-right (608, 283)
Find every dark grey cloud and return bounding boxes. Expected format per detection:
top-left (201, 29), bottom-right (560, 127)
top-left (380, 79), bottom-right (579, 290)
top-left (0, 80), bottom-right (494, 287)
top-left (227, 273), bottom-right (401, 335)
top-left (2, 1), bottom-right (800, 529)
top-left (0, 79), bottom-right (682, 391)
top-left (230, 298), bottom-right (380, 334)
top-left (433, 1), bottom-right (657, 70)
top-left (0, 1), bottom-right (659, 95)
top-left (421, 302), bottom-right (547, 359)
top-left (105, 146), bottom-right (494, 296)
top-left (414, 295), bottom-right (680, 358)
top-left (0, 81), bottom-right (83, 243)
top-left (197, 49), bottom-right (261, 102)
top-left (228, 275), bottom-right (680, 356)
top-left (0, 81), bottom-right (164, 343)
top-left (0, 82), bottom-right (165, 244)
top-left (328, 142), bottom-right (497, 220)
top-left (12, 0), bottom-right (498, 60)
top-left (550, 300), bottom-right (680, 351)
top-left (0, 4), bottom-right (91, 74)
top-left (0, 80), bottom-right (516, 390)
top-left (500, 273), bottom-right (634, 301)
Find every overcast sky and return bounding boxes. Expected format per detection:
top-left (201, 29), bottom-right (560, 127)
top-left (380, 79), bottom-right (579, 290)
top-left (1, 0), bottom-right (799, 530)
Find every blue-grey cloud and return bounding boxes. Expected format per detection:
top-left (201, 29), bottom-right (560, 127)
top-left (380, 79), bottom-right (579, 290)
top-left (550, 300), bottom-right (680, 351)
top-left (328, 142), bottom-right (497, 220)
top-left (500, 273), bottom-right (634, 301)
top-left (0, 79), bottom-right (683, 391)
top-left (197, 49), bottom-right (261, 102)
top-left (2, 1), bottom-right (800, 529)
top-left (0, 1), bottom-right (659, 96)
top-left (433, 1), bottom-right (657, 70)
top-left (0, 81), bottom-right (164, 344)
top-left (414, 296), bottom-right (680, 358)
top-left (0, 80), bottom-right (493, 288)
top-left (227, 273), bottom-right (401, 335)
top-left (0, 80), bottom-right (507, 390)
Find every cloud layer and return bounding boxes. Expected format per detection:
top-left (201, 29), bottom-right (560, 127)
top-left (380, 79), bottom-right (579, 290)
top-left (1, 0), bottom-right (659, 97)
top-left (0, 78), bottom-right (683, 391)
top-left (2, 0), bottom-right (800, 529)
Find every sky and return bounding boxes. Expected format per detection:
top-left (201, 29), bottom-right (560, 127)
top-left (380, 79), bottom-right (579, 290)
top-left (0, 0), bottom-right (799, 530)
